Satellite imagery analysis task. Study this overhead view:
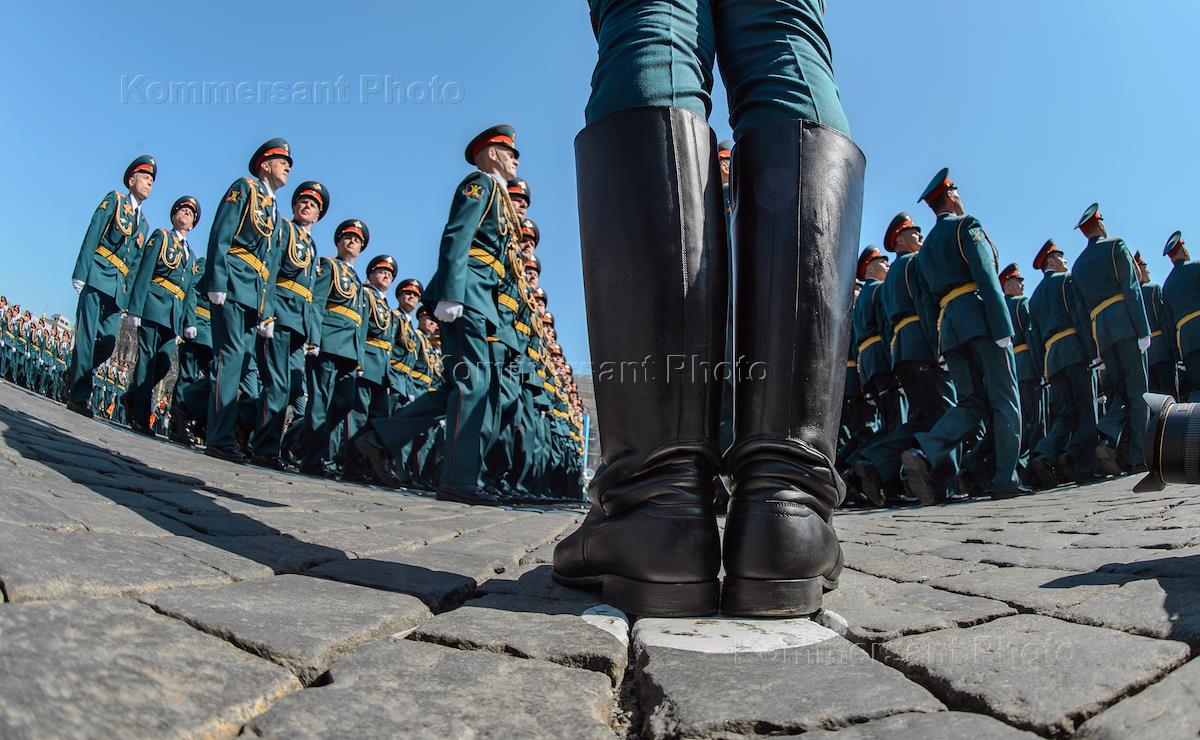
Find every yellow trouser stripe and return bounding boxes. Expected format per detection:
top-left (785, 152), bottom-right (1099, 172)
top-left (229, 245), bottom-right (269, 280)
top-left (469, 248), bottom-right (506, 278)
top-left (277, 279), bottom-right (313, 302)
top-left (367, 338), bottom-right (392, 351)
top-left (95, 246), bottom-right (129, 276)
top-left (151, 276), bottom-right (184, 301)
top-left (327, 304), bottom-right (362, 325)
top-left (1043, 327), bottom-right (1078, 379)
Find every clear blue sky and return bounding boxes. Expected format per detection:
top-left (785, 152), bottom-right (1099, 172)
top-left (2, 1), bottom-right (1197, 368)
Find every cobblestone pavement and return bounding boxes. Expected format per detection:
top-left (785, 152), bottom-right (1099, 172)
top-left (1, 380), bottom-right (1198, 738)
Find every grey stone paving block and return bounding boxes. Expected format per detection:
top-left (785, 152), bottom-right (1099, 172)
top-left (822, 570), bottom-right (1015, 643)
top-left (877, 537), bottom-right (964, 555)
top-left (1069, 528), bottom-right (1200, 550)
top-left (142, 574), bottom-right (432, 683)
top-left (175, 533), bottom-right (348, 573)
top-left (37, 498), bottom-right (186, 538)
top-left (0, 486), bottom-right (86, 529)
top-left (306, 551), bottom-right (478, 613)
top-left (927, 567), bottom-right (1130, 613)
top-left (411, 592), bottom-right (628, 683)
top-left (155, 535), bottom-right (278, 581)
top-left (877, 614), bottom-right (1190, 736)
top-left (480, 562), bottom-right (599, 604)
top-left (519, 539), bottom-right (560, 565)
top-left (930, 542), bottom-right (1150, 572)
top-left (0, 598), bottom-right (300, 738)
top-left (1057, 577), bottom-right (1200, 645)
top-left (245, 638), bottom-right (613, 739)
top-left (0, 521), bottom-right (231, 601)
top-left (1075, 657), bottom-right (1200, 739)
top-left (798, 711), bottom-right (1040, 739)
top-left (842, 542), bottom-right (999, 582)
top-left (632, 617), bottom-right (943, 737)
top-left (1097, 547), bottom-right (1200, 578)
top-left (954, 526), bottom-right (1084, 550)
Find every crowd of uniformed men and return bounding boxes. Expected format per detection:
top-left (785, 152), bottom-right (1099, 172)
top-left (838, 168), bottom-right (1200, 506)
top-left (48, 130), bottom-right (587, 505)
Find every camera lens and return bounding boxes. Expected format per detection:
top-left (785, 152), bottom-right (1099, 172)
top-left (1136, 393), bottom-right (1200, 492)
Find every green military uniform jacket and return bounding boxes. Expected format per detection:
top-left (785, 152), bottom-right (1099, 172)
top-left (186, 258), bottom-right (213, 348)
top-left (360, 286), bottom-right (393, 385)
top-left (1028, 272), bottom-right (1090, 380)
top-left (1141, 283), bottom-right (1174, 368)
top-left (1069, 237), bottom-right (1149, 359)
top-left (127, 229), bottom-right (197, 337)
top-left (880, 251), bottom-right (937, 365)
top-left (312, 256), bottom-right (368, 364)
top-left (269, 220), bottom-right (319, 342)
top-left (852, 278), bottom-right (890, 385)
top-left (388, 311), bottom-right (419, 400)
top-left (1162, 261), bottom-right (1200, 360)
top-left (71, 191), bottom-right (152, 309)
top-left (913, 213), bottom-right (1012, 354)
top-left (200, 177), bottom-right (280, 316)
top-left (1005, 294), bottom-right (1038, 382)
top-left (425, 171), bottom-right (514, 329)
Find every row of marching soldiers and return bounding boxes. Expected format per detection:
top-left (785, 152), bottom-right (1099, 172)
top-left (63, 134), bottom-right (587, 504)
top-left (0, 301), bottom-right (73, 401)
top-left (838, 167), bottom-right (1200, 507)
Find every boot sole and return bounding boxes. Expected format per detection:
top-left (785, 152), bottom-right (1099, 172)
top-left (720, 575), bottom-right (837, 617)
top-left (551, 571), bottom-right (719, 618)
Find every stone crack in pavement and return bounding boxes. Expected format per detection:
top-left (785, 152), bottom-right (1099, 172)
top-left (0, 380), bottom-right (1198, 738)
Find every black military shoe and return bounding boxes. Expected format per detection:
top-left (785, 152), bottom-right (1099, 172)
top-left (66, 400), bottom-right (93, 418)
top-left (991, 484), bottom-right (1034, 500)
top-left (299, 462), bottom-right (337, 479)
top-left (1028, 455), bottom-right (1058, 489)
top-left (206, 446), bottom-right (249, 465)
top-left (169, 417), bottom-right (197, 448)
top-left (249, 453), bottom-right (287, 471)
top-left (436, 488), bottom-right (502, 507)
top-left (352, 430), bottom-right (403, 488)
top-left (128, 421), bottom-right (156, 438)
top-left (901, 449), bottom-right (936, 504)
top-left (1095, 441), bottom-right (1122, 476)
top-left (852, 460), bottom-right (888, 507)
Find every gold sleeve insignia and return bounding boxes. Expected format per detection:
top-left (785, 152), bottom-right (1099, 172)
top-left (98, 199), bottom-right (110, 210)
top-left (226, 188), bottom-right (241, 204)
top-left (463, 183), bottom-right (484, 201)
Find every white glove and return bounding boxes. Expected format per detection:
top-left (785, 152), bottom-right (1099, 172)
top-left (1138, 336), bottom-right (1151, 353)
top-left (208, 291), bottom-right (227, 306)
top-left (128, 316), bottom-right (142, 328)
top-left (434, 300), bottom-right (464, 323)
top-left (995, 336), bottom-right (1013, 350)
top-left (72, 279), bottom-right (85, 294)
top-left (256, 322), bottom-right (274, 339)
top-left (1089, 358), bottom-right (1106, 372)
top-left (305, 345), bottom-right (320, 357)
top-left (183, 326), bottom-right (197, 340)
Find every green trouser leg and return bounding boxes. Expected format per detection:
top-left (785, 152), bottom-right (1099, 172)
top-left (127, 321), bottom-right (176, 428)
top-left (388, 309), bottom-right (494, 496)
top-left (1180, 351), bottom-right (1200, 402)
top-left (375, 388), bottom-right (447, 456)
top-left (1148, 361), bottom-right (1177, 398)
top-left (483, 345), bottom-right (520, 489)
top-left (1095, 341), bottom-right (1150, 465)
top-left (586, 0), bottom-right (847, 138)
top-left (174, 343), bottom-right (212, 429)
top-left (208, 300), bottom-right (258, 452)
top-left (66, 286), bottom-right (122, 407)
top-left (512, 391), bottom-right (543, 495)
top-left (301, 354), bottom-right (358, 469)
top-left (915, 337), bottom-right (1022, 492)
top-left (1036, 361), bottom-right (1098, 477)
top-left (249, 326), bottom-right (305, 458)
top-left (345, 377), bottom-right (391, 477)
top-left (1017, 378), bottom-right (1044, 472)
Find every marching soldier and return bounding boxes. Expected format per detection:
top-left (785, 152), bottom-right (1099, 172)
top-left (1161, 232), bottom-right (1200, 401)
top-left (1070, 203), bottom-right (1151, 473)
top-left (66, 155), bottom-right (155, 416)
top-left (1000, 262), bottom-right (1044, 482)
top-left (1134, 251), bottom-right (1177, 397)
top-left (902, 169), bottom-right (1026, 500)
top-left (386, 278), bottom-right (427, 483)
top-left (344, 254), bottom-right (399, 483)
top-left (247, 181), bottom-right (327, 468)
top-left (356, 125), bottom-right (521, 505)
top-left (171, 258), bottom-right (213, 447)
top-left (125, 196), bottom-right (201, 435)
top-left (878, 212), bottom-right (959, 502)
top-left (201, 138), bottom-right (292, 463)
top-left (300, 219), bottom-right (369, 477)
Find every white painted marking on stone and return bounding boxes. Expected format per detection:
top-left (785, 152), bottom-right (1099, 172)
top-left (634, 616), bottom-right (839, 654)
top-left (581, 604), bottom-right (630, 647)
top-left (816, 609), bottom-right (850, 636)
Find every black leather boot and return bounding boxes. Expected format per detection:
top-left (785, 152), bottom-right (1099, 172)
top-left (723, 119), bottom-right (866, 617)
top-left (552, 106), bottom-right (728, 617)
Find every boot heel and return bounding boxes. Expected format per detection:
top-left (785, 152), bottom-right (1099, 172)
top-left (603, 575), bottom-right (720, 618)
top-left (721, 576), bottom-right (830, 617)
